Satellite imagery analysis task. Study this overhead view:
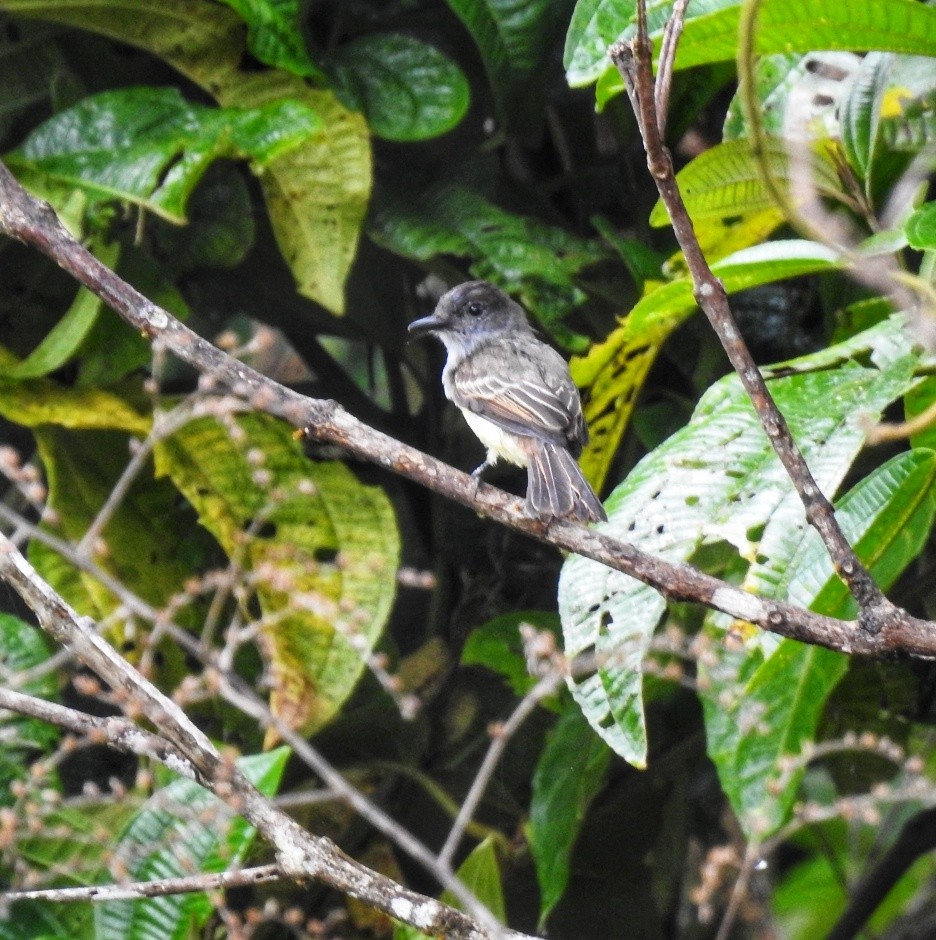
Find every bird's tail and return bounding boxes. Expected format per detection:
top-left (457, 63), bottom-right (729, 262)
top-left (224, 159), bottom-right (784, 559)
top-left (526, 442), bottom-right (607, 523)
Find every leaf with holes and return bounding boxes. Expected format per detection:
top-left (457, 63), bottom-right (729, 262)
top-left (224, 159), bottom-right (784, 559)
top-left (155, 413), bottom-right (399, 735)
top-left (559, 316), bottom-right (918, 766)
top-left (701, 448), bottom-right (936, 837)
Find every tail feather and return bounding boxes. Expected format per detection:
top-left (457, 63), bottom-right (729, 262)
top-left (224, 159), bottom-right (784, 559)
top-left (526, 443), bottom-right (606, 523)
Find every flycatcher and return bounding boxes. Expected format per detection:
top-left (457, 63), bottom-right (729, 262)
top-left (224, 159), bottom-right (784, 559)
top-left (408, 280), bottom-right (606, 523)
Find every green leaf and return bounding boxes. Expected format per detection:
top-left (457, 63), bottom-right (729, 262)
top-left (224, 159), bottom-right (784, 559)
top-left (648, 138), bottom-right (844, 230)
top-left (840, 52), bottom-right (891, 184)
top-left (217, 0), bottom-right (324, 79)
top-left (560, 317), bottom-right (918, 766)
top-left (4, 241), bottom-right (120, 380)
top-left (2, 0), bottom-right (246, 93)
top-left (4, 0), bottom-right (366, 315)
top-left (573, 240), bottom-right (842, 491)
top-left (445, 0), bottom-right (566, 121)
top-left (528, 707), bottom-right (610, 926)
top-left (94, 748), bottom-right (289, 940)
top-left (396, 837), bottom-right (506, 939)
top-left (370, 183), bottom-right (606, 349)
top-left (723, 54), bottom-right (806, 140)
top-left (28, 426), bottom-right (209, 650)
top-left (461, 611), bottom-right (561, 698)
top-left (0, 359), bottom-right (150, 433)
top-left (222, 74), bottom-right (371, 315)
top-left (6, 86), bottom-right (321, 223)
top-left (0, 615), bottom-right (59, 807)
top-left (155, 414), bottom-right (399, 734)
top-left (568, 0), bottom-right (936, 101)
top-left (441, 837), bottom-right (506, 921)
top-left (327, 34), bottom-right (470, 142)
top-left (702, 449), bottom-right (936, 837)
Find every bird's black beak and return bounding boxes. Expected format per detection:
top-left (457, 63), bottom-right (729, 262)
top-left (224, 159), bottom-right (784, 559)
top-left (406, 313), bottom-right (445, 340)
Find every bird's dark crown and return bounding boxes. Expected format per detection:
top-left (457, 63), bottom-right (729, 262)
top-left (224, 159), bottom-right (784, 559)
top-left (408, 281), bottom-right (532, 341)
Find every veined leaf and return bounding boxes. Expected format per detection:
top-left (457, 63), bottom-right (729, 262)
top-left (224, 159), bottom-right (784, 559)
top-left (327, 34), bottom-right (470, 142)
top-left (446, 0), bottom-right (566, 121)
top-left (573, 240), bottom-right (842, 492)
top-left (5, 86), bottom-right (321, 224)
top-left (95, 749), bottom-right (289, 939)
top-left (0, 615), bottom-right (59, 807)
top-left (370, 183), bottom-right (606, 349)
top-left (217, 0), bottom-right (324, 79)
top-left (222, 74), bottom-right (370, 315)
top-left (702, 449), bottom-right (936, 837)
top-left (560, 317), bottom-right (918, 766)
top-left (1, 0), bottom-right (245, 91)
top-left (648, 138), bottom-right (844, 230)
top-left (155, 414), bottom-right (399, 735)
top-left (4, 1), bottom-right (369, 314)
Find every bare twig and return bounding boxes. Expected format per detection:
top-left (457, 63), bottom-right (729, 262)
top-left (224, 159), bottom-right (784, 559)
top-left (0, 534), bottom-right (524, 940)
top-left (438, 672), bottom-right (565, 869)
top-left (0, 164), bottom-right (932, 658)
top-left (608, 1), bottom-right (899, 631)
top-left (3, 864), bottom-right (282, 904)
top-left (0, 686), bottom-right (198, 782)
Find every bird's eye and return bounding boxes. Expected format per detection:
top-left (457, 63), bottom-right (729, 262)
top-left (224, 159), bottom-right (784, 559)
top-left (466, 301), bottom-right (484, 317)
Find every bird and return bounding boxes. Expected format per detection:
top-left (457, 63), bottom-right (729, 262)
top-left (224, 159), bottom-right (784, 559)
top-left (408, 280), bottom-right (606, 524)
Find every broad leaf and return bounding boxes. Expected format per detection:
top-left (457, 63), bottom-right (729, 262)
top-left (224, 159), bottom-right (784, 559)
top-left (528, 707), bottom-right (611, 925)
top-left (155, 414), bottom-right (399, 734)
top-left (370, 183), bottom-right (606, 349)
top-left (702, 449), bottom-right (936, 837)
top-left (565, 0), bottom-right (936, 100)
top-left (905, 202), bottom-right (936, 250)
top-left (327, 34), bottom-right (470, 141)
top-left (573, 240), bottom-right (842, 491)
top-left (446, 0), bottom-right (566, 121)
top-left (4, 1), bottom-right (368, 313)
top-left (221, 74), bottom-right (370, 314)
top-left (560, 317), bottom-right (917, 766)
top-left (6, 86), bottom-right (320, 224)
top-left (648, 138), bottom-right (844, 230)
top-left (94, 748), bottom-right (289, 940)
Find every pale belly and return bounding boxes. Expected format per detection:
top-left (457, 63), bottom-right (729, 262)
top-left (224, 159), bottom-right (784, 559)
top-left (462, 410), bottom-right (530, 467)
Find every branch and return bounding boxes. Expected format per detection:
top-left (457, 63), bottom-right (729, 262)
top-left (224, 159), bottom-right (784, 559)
top-left (0, 534), bottom-right (527, 940)
top-left (0, 161), bottom-right (933, 658)
top-left (608, 1), bottom-right (897, 629)
top-left (0, 687), bottom-right (199, 783)
top-left (3, 865), bottom-right (282, 905)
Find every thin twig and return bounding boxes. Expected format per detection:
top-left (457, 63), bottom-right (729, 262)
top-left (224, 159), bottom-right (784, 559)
top-left (0, 534), bottom-right (524, 940)
top-left (438, 672), bottom-right (564, 869)
top-left (3, 864), bottom-right (282, 904)
top-left (654, 0), bottom-right (690, 136)
top-left (609, 1), bottom-right (897, 631)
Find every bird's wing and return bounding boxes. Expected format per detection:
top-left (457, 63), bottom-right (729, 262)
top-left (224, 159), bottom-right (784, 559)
top-left (450, 348), bottom-right (581, 447)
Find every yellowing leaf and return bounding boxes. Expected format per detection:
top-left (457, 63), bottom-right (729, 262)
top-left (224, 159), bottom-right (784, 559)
top-left (155, 413), bottom-right (398, 734)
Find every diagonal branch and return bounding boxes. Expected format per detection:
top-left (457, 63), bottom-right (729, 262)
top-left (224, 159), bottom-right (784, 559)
top-left (0, 534), bottom-right (524, 940)
top-left (608, 0), bottom-right (897, 631)
top-left (0, 161), bottom-right (932, 658)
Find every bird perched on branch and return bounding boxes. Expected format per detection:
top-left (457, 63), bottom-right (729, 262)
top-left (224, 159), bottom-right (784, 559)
top-left (408, 281), bottom-right (606, 524)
